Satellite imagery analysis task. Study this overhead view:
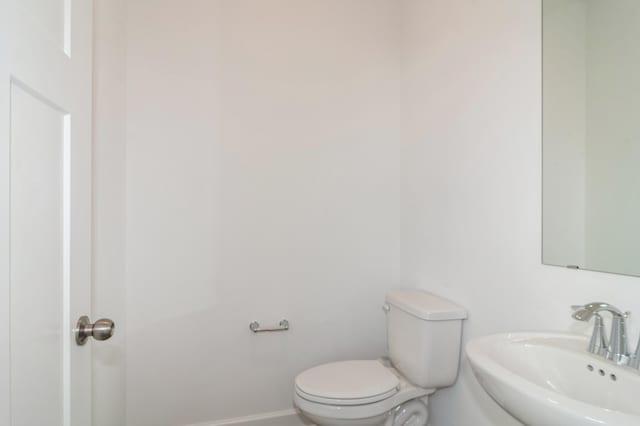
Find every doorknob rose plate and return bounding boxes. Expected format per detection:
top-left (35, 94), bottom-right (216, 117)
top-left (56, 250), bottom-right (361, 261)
top-left (75, 316), bottom-right (91, 345)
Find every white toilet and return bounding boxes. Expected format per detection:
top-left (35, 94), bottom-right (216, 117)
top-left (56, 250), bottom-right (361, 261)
top-left (294, 289), bottom-right (467, 426)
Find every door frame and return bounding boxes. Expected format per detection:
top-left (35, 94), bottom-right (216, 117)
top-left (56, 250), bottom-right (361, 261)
top-left (0, 0), bottom-right (12, 422)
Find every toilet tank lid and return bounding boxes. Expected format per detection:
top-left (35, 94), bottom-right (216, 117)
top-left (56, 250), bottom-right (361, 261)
top-left (386, 289), bottom-right (467, 320)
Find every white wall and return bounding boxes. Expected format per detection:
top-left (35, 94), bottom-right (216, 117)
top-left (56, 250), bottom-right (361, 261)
top-left (92, 1), bottom-right (127, 425)
top-left (399, 1), bottom-right (640, 425)
top-left (91, 1), bottom-right (640, 425)
top-left (124, 1), bottom-right (401, 425)
top-left (542, 0), bottom-right (587, 268)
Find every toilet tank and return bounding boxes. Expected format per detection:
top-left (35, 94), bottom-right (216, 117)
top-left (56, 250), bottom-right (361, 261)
top-left (385, 289), bottom-right (467, 389)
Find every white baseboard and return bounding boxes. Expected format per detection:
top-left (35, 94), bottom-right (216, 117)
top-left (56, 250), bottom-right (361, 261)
top-left (185, 409), bottom-right (314, 426)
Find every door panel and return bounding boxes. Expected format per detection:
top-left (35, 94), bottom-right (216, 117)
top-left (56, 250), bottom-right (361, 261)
top-left (1, 0), bottom-right (93, 425)
top-left (17, 0), bottom-right (68, 54)
top-left (10, 83), bottom-right (68, 426)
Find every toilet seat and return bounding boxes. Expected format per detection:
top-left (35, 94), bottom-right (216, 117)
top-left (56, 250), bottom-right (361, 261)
top-left (293, 360), bottom-right (433, 424)
top-left (295, 360), bottom-right (399, 406)
top-left (296, 386), bottom-right (399, 406)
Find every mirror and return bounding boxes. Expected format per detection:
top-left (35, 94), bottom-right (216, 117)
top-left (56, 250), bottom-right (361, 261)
top-left (543, 0), bottom-right (640, 276)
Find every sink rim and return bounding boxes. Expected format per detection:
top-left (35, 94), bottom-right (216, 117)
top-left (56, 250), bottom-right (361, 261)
top-left (466, 331), bottom-right (640, 425)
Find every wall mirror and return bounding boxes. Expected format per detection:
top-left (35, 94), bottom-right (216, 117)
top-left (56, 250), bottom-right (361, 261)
top-left (543, 0), bottom-right (640, 276)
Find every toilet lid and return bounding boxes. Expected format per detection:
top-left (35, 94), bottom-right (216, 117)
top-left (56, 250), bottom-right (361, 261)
top-left (295, 360), bottom-right (399, 405)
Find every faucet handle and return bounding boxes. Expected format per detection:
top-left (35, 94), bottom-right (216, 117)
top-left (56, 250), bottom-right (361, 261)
top-left (629, 335), bottom-right (640, 369)
top-left (607, 315), bottom-right (629, 364)
top-left (587, 314), bottom-right (608, 356)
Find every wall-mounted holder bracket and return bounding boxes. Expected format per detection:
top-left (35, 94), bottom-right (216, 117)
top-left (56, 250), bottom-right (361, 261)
top-left (249, 319), bottom-right (289, 333)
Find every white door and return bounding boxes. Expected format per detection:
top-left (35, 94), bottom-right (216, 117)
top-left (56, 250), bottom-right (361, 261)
top-left (0, 0), bottom-right (95, 425)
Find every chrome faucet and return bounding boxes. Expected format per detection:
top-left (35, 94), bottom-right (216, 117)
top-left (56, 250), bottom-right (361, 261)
top-left (571, 303), bottom-right (630, 365)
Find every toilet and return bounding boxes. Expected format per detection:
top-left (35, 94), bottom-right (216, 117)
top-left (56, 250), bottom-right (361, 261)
top-left (293, 289), bottom-right (467, 426)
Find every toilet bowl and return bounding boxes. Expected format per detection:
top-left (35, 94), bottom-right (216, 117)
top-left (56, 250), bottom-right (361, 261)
top-left (293, 290), bottom-right (467, 426)
top-left (294, 359), bottom-right (433, 426)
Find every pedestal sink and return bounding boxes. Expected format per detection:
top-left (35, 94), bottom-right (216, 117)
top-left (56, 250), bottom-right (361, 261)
top-left (466, 332), bottom-right (640, 426)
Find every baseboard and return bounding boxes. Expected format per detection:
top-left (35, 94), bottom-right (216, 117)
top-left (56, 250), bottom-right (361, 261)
top-left (184, 408), bottom-right (313, 426)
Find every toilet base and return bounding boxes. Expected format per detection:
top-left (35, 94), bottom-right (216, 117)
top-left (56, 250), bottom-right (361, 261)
top-left (302, 412), bottom-right (388, 426)
top-left (385, 399), bottom-right (428, 426)
top-left (299, 398), bottom-right (428, 426)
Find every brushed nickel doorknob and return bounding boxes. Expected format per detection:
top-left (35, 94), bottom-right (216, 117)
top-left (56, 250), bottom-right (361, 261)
top-left (75, 316), bottom-right (115, 346)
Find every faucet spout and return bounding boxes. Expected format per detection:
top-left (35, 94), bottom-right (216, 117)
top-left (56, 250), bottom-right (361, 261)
top-left (571, 302), bottom-right (624, 321)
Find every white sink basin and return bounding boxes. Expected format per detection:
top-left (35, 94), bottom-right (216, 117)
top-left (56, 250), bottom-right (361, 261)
top-left (466, 332), bottom-right (640, 426)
